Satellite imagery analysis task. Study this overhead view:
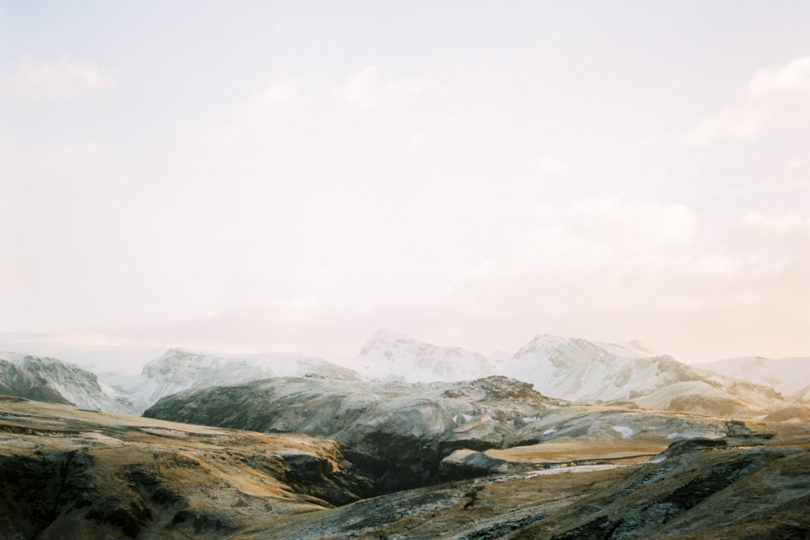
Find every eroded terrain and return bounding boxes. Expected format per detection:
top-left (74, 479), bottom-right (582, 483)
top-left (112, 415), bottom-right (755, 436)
top-left (234, 422), bottom-right (810, 539)
top-left (2, 377), bottom-right (809, 539)
top-left (0, 396), bottom-right (368, 539)
top-left (144, 375), bottom-right (760, 493)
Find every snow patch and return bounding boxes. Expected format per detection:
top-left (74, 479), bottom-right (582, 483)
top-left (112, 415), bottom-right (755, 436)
top-left (611, 425), bottom-right (635, 439)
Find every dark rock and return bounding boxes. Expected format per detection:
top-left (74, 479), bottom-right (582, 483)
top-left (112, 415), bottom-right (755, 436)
top-left (651, 438), bottom-right (728, 461)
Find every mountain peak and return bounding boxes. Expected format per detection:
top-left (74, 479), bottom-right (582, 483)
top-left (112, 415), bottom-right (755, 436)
top-left (369, 328), bottom-right (411, 340)
top-left (354, 331), bottom-right (492, 383)
top-left (531, 333), bottom-right (567, 343)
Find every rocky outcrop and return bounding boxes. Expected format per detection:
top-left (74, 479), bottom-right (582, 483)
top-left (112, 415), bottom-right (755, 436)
top-left (503, 409), bottom-right (752, 448)
top-left (144, 375), bottom-right (756, 494)
top-left (145, 376), bottom-right (560, 493)
top-left (509, 445), bottom-right (810, 539)
top-left (649, 437), bottom-right (728, 461)
top-left (437, 448), bottom-right (512, 481)
top-left (0, 396), bottom-right (369, 539)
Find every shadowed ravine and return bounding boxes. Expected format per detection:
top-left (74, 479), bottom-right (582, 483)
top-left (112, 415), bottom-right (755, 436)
top-left (143, 376), bottom-right (764, 496)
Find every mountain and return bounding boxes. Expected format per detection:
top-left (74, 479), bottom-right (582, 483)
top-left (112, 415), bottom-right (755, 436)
top-left (498, 334), bottom-right (693, 402)
top-left (144, 375), bottom-right (752, 494)
top-left (0, 352), bottom-right (135, 413)
top-left (498, 335), bottom-right (796, 417)
top-left (348, 330), bottom-right (494, 382)
top-left (348, 331), bottom-right (794, 417)
top-left (100, 348), bottom-right (359, 412)
top-left (696, 356), bottom-right (810, 401)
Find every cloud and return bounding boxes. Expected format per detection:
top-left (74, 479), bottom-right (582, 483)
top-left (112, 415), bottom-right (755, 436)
top-left (537, 156), bottom-right (570, 175)
top-left (541, 198), bottom-right (698, 247)
top-left (332, 65), bottom-right (442, 110)
top-left (4, 142), bottom-right (105, 175)
top-left (725, 212), bottom-right (810, 278)
top-left (1, 57), bottom-right (115, 101)
top-left (451, 199), bottom-right (699, 297)
top-left (214, 67), bottom-right (454, 157)
top-left (438, 202), bottom-right (810, 363)
top-left (741, 211), bottom-right (810, 235)
top-left (242, 74), bottom-right (301, 114)
top-left (782, 156), bottom-right (810, 189)
top-left (687, 57), bottom-right (810, 146)
top-left (0, 332), bottom-right (166, 373)
top-left (217, 74), bottom-right (304, 137)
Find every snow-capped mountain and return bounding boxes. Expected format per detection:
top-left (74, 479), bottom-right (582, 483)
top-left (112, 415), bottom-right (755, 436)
top-left (696, 356), bottom-right (810, 401)
top-left (350, 331), bottom-right (794, 417)
top-left (498, 334), bottom-right (700, 403)
top-left (349, 330), bottom-right (494, 382)
top-left (100, 348), bottom-right (359, 412)
top-left (0, 352), bottom-right (135, 413)
top-left (497, 335), bottom-right (795, 415)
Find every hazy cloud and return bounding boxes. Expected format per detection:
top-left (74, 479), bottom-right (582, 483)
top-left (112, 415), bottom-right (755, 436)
top-left (5, 3), bottom-right (810, 366)
top-left (687, 57), bottom-right (810, 146)
top-left (244, 75), bottom-right (302, 114)
top-left (537, 156), bottom-right (571, 175)
top-left (333, 65), bottom-right (443, 110)
top-left (541, 198), bottom-right (698, 247)
top-left (742, 211), bottom-right (810, 235)
top-left (4, 142), bottom-right (105, 175)
top-left (782, 156), bottom-right (810, 189)
top-left (1, 57), bottom-right (115, 101)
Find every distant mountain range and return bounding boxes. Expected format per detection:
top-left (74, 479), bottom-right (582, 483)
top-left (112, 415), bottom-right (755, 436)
top-left (348, 331), bottom-right (794, 417)
top-left (696, 356), bottom-right (810, 401)
top-left (98, 348), bottom-right (358, 412)
top-left (2, 331), bottom-right (807, 418)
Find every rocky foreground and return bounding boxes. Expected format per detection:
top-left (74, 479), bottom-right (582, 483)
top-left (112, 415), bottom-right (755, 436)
top-left (0, 396), bottom-right (369, 539)
top-left (236, 430), bottom-right (810, 539)
top-left (2, 374), bottom-right (810, 539)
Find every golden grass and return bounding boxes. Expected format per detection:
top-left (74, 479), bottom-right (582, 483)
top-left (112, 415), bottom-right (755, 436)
top-left (485, 437), bottom-right (670, 464)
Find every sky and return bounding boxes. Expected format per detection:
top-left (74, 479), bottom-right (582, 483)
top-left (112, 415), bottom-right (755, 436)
top-left (2, 1), bottom-right (810, 370)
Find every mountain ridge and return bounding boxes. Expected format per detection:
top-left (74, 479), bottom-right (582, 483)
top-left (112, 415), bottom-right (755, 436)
top-left (346, 331), bottom-right (797, 417)
top-left (99, 348), bottom-right (359, 413)
top-left (0, 351), bottom-right (135, 413)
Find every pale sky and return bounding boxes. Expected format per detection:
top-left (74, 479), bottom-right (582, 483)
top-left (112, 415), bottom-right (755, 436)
top-left (2, 1), bottom-right (810, 370)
